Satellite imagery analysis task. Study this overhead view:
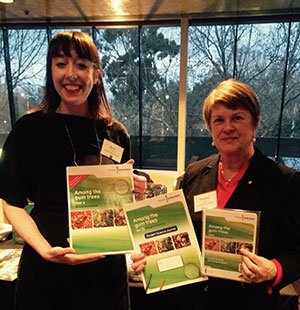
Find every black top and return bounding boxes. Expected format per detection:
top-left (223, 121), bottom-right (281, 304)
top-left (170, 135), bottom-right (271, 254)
top-left (0, 111), bottom-right (130, 246)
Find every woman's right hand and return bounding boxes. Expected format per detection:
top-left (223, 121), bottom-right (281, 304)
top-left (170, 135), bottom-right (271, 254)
top-left (43, 246), bottom-right (105, 265)
top-left (130, 253), bottom-right (147, 273)
top-left (3, 202), bottom-right (105, 265)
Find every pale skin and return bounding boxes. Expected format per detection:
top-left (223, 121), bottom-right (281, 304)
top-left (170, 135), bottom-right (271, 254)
top-left (3, 49), bottom-right (147, 266)
top-left (51, 49), bottom-right (99, 117)
top-left (131, 103), bottom-right (277, 284)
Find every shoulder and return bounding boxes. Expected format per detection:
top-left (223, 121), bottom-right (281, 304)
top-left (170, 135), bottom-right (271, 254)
top-left (251, 147), bottom-right (300, 184)
top-left (108, 118), bottom-right (129, 137)
top-left (13, 110), bottom-right (49, 129)
top-left (16, 110), bottom-right (43, 123)
top-left (276, 162), bottom-right (300, 184)
top-left (8, 111), bottom-right (44, 136)
top-left (182, 154), bottom-right (219, 190)
top-left (101, 119), bottom-right (130, 152)
top-left (185, 154), bottom-right (219, 176)
top-left (7, 112), bottom-right (61, 146)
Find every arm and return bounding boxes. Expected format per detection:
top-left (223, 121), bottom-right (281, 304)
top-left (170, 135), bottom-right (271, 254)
top-left (3, 201), bottom-right (53, 257)
top-left (3, 201), bottom-right (105, 265)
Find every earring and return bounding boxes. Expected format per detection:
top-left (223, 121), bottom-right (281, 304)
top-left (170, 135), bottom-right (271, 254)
top-left (211, 140), bottom-right (215, 146)
top-left (253, 137), bottom-right (256, 143)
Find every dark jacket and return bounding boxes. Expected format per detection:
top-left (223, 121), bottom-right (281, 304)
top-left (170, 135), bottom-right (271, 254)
top-left (181, 147), bottom-right (300, 307)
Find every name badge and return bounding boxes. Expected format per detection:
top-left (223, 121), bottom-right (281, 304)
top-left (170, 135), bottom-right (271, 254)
top-left (194, 190), bottom-right (217, 212)
top-left (100, 139), bottom-right (124, 163)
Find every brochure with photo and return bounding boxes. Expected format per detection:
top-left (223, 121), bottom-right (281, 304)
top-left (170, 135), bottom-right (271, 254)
top-left (202, 208), bottom-right (260, 282)
top-left (124, 189), bottom-right (207, 294)
top-left (67, 164), bottom-right (135, 255)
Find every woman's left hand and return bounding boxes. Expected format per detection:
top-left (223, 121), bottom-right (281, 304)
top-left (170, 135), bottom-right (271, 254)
top-left (240, 249), bottom-right (277, 283)
top-left (131, 253), bottom-right (147, 273)
top-left (133, 174), bottom-right (147, 194)
top-left (125, 159), bottom-right (147, 194)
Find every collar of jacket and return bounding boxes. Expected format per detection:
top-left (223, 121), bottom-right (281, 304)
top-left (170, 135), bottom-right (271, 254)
top-left (201, 147), bottom-right (268, 189)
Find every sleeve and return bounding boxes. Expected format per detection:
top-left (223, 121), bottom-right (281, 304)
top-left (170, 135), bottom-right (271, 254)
top-left (108, 119), bottom-right (131, 164)
top-left (275, 168), bottom-right (300, 288)
top-left (266, 259), bottom-right (283, 294)
top-left (120, 129), bottom-right (131, 164)
top-left (0, 118), bottom-right (31, 208)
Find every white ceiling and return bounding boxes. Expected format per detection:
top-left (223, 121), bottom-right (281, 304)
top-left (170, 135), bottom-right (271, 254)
top-left (0, 0), bottom-right (299, 25)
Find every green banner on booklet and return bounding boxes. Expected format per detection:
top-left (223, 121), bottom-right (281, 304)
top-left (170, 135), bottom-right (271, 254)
top-left (202, 208), bottom-right (260, 282)
top-left (67, 164), bottom-right (134, 255)
top-left (124, 189), bottom-right (207, 294)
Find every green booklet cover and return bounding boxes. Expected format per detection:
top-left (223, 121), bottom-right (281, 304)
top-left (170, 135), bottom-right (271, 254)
top-left (124, 189), bottom-right (207, 294)
top-left (202, 208), bottom-right (260, 282)
top-left (66, 164), bottom-right (134, 255)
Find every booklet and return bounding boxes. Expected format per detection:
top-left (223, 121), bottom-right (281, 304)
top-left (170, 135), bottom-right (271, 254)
top-left (202, 208), bottom-right (260, 282)
top-left (66, 164), bottom-right (135, 255)
top-left (124, 189), bottom-right (207, 294)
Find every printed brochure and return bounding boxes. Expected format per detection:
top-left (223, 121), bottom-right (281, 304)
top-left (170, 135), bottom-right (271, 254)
top-left (66, 164), bottom-right (135, 255)
top-left (202, 208), bottom-right (260, 282)
top-left (124, 189), bottom-right (207, 294)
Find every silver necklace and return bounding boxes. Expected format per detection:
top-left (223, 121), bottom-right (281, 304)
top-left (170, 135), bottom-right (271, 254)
top-left (62, 115), bottom-right (102, 166)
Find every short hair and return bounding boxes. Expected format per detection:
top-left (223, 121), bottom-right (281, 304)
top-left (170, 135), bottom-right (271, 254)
top-left (203, 79), bottom-right (260, 131)
top-left (38, 31), bottom-right (112, 123)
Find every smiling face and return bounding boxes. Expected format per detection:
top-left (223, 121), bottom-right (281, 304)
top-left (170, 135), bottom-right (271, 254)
top-left (210, 103), bottom-right (257, 158)
top-left (51, 49), bottom-right (99, 116)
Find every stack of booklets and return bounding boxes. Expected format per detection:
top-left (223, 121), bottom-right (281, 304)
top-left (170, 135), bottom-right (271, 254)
top-left (66, 166), bottom-right (260, 293)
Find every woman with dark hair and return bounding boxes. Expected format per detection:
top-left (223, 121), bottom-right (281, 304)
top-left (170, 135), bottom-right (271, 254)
top-left (41, 31), bottom-right (111, 120)
top-left (131, 79), bottom-right (300, 310)
top-left (0, 31), bottom-right (146, 310)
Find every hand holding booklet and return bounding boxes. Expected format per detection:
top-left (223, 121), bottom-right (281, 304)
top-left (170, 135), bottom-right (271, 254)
top-left (202, 208), bottom-right (260, 282)
top-left (124, 189), bottom-right (207, 294)
top-left (66, 164), bottom-right (135, 255)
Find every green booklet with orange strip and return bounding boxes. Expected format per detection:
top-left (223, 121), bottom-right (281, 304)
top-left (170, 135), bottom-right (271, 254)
top-left (124, 189), bottom-right (207, 294)
top-left (202, 208), bottom-right (260, 282)
top-left (66, 164), bottom-right (134, 255)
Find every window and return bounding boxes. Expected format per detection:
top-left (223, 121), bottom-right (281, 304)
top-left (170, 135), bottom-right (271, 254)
top-left (0, 20), bottom-right (300, 172)
top-left (8, 29), bottom-right (48, 118)
top-left (280, 22), bottom-right (300, 170)
top-left (187, 21), bottom-right (300, 170)
top-left (95, 26), bottom-right (181, 169)
top-left (186, 24), bottom-right (236, 164)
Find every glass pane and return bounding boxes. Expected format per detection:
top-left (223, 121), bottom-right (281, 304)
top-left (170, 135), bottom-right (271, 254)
top-left (281, 22), bottom-right (300, 170)
top-left (95, 26), bottom-right (180, 169)
top-left (51, 28), bottom-right (85, 37)
top-left (186, 25), bottom-right (236, 164)
top-left (8, 29), bottom-right (48, 119)
top-left (94, 27), bottom-right (140, 167)
top-left (141, 26), bottom-right (180, 169)
top-left (235, 23), bottom-right (287, 158)
top-left (94, 27), bottom-right (139, 135)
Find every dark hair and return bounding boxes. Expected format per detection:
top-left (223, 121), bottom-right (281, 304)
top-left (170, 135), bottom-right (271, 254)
top-left (203, 79), bottom-right (260, 131)
top-left (35, 31), bottom-right (112, 122)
